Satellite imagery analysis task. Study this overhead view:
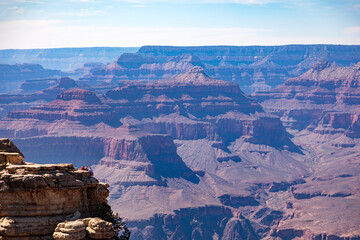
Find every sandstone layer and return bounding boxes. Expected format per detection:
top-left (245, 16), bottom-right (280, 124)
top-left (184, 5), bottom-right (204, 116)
top-left (0, 138), bottom-right (116, 240)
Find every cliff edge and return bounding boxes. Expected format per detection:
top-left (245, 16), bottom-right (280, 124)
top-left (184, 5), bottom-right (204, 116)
top-left (0, 138), bottom-right (118, 240)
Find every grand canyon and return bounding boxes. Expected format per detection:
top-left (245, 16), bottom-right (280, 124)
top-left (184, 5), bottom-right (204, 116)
top-left (0, 45), bottom-right (359, 239)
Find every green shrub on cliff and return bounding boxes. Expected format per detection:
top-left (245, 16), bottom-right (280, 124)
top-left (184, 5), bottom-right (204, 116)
top-left (96, 202), bottom-right (131, 240)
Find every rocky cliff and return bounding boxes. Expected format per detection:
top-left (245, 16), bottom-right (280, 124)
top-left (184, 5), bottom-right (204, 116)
top-left (0, 138), bottom-right (117, 239)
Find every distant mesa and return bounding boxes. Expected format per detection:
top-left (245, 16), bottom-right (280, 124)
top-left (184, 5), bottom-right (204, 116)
top-left (43, 76), bottom-right (78, 94)
top-left (57, 89), bottom-right (102, 104)
top-left (116, 53), bottom-right (156, 68)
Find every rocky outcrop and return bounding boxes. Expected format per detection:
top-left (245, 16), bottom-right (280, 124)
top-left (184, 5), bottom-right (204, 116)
top-left (7, 89), bottom-right (116, 125)
top-left (43, 77), bottom-right (79, 94)
top-left (0, 139), bottom-right (116, 239)
top-left (52, 218), bottom-right (115, 240)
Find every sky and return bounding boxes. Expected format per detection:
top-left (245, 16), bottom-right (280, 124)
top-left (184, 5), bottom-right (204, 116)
top-left (0, 0), bottom-right (359, 49)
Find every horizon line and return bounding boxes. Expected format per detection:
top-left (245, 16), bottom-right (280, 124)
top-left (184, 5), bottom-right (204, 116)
top-left (1, 43), bottom-right (360, 51)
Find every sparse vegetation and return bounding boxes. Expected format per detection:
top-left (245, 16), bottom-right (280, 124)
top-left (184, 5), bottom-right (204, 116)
top-left (0, 161), bottom-right (6, 170)
top-left (95, 202), bottom-right (131, 240)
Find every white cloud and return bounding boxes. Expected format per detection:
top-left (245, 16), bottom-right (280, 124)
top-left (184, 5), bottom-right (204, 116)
top-left (5, 6), bottom-right (24, 13)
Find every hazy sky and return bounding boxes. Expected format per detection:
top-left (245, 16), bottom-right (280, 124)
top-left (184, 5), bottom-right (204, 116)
top-left (0, 0), bottom-right (359, 49)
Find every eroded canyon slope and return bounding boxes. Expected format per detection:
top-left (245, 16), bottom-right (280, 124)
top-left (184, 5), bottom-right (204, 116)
top-left (253, 61), bottom-right (360, 239)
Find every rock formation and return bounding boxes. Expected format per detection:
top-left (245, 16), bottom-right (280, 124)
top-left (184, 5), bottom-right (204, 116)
top-left (253, 61), bottom-right (360, 131)
top-left (0, 138), bottom-right (116, 239)
top-left (0, 77), bottom-right (79, 120)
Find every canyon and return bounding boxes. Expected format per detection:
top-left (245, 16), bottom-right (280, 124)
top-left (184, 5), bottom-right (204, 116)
top-left (0, 46), bottom-right (359, 239)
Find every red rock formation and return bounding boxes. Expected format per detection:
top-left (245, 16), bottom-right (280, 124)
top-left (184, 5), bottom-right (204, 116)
top-left (0, 77), bottom-right (79, 121)
top-left (43, 77), bottom-right (78, 94)
top-left (104, 66), bottom-right (262, 116)
top-left (7, 89), bottom-right (115, 124)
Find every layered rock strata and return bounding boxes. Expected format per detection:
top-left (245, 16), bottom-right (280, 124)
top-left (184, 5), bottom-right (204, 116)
top-left (0, 139), bottom-right (115, 239)
top-left (80, 45), bottom-right (360, 92)
top-left (254, 61), bottom-right (360, 132)
top-left (7, 89), bottom-right (116, 125)
top-left (0, 77), bottom-right (79, 120)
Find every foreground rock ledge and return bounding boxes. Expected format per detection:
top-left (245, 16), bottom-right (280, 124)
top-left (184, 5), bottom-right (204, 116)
top-left (0, 139), bottom-right (116, 239)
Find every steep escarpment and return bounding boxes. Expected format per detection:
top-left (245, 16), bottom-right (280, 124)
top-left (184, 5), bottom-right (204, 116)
top-left (0, 138), bottom-right (116, 239)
